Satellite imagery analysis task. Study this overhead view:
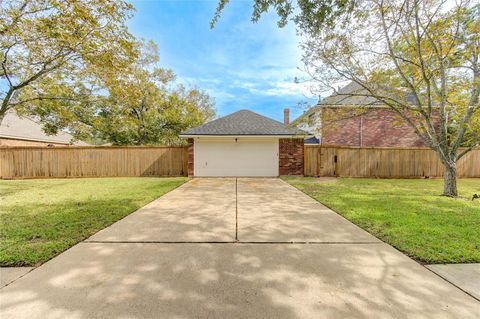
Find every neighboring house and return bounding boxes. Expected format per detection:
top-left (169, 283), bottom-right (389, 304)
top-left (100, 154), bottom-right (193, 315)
top-left (293, 82), bottom-right (425, 147)
top-left (0, 110), bottom-right (88, 147)
top-left (179, 109), bottom-right (308, 177)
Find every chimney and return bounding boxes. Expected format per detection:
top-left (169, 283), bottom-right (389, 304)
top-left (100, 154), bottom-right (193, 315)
top-left (283, 108), bottom-right (290, 125)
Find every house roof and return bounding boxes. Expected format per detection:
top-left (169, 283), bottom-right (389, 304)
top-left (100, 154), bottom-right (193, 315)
top-left (0, 110), bottom-right (89, 145)
top-left (293, 81), bottom-right (422, 125)
top-left (180, 109), bottom-right (308, 136)
top-left (319, 82), bottom-right (381, 106)
top-left (292, 82), bottom-right (387, 125)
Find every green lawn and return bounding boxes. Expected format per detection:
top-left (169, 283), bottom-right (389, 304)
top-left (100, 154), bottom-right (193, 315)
top-left (283, 177), bottom-right (480, 264)
top-left (0, 177), bottom-right (186, 267)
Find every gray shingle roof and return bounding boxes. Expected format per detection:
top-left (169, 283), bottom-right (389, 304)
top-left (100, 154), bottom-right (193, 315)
top-left (181, 110), bottom-right (307, 136)
top-left (292, 82), bottom-right (386, 125)
top-left (293, 82), bottom-right (421, 125)
top-left (319, 82), bottom-right (381, 106)
top-left (0, 110), bottom-right (89, 145)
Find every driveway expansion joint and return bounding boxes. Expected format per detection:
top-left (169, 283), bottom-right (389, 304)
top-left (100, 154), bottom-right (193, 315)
top-left (82, 241), bottom-right (383, 245)
top-left (235, 177), bottom-right (238, 241)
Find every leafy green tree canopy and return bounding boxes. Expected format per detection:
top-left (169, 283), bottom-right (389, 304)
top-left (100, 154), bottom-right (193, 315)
top-left (0, 0), bottom-right (137, 123)
top-left (87, 41), bottom-right (216, 145)
top-left (1, 1), bottom-right (215, 146)
top-left (211, 0), bottom-right (354, 30)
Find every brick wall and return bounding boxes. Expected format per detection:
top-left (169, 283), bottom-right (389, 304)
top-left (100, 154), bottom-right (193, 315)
top-left (187, 138), bottom-right (194, 177)
top-left (321, 107), bottom-right (425, 147)
top-left (279, 138), bottom-right (304, 175)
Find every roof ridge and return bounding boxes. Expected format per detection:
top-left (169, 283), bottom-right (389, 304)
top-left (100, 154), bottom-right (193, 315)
top-left (180, 109), bottom-right (308, 136)
top-left (238, 109), bottom-right (288, 126)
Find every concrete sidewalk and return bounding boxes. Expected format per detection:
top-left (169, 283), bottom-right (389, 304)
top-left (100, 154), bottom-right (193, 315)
top-left (426, 264), bottom-right (480, 300)
top-left (1, 178), bottom-right (478, 318)
top-left (0, 268), bottom-right (33, 289)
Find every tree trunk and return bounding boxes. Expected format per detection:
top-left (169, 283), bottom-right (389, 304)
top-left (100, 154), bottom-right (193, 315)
top-left (443, 162), bottom-right (458, 197)
top-left (0, 86), bottom-right (15, 125)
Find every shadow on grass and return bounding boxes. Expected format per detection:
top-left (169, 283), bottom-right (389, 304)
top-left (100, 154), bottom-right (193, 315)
top-left (1, 196), bottom-right (164, 267)
top-left (286, 178), bottom-right (480, 263)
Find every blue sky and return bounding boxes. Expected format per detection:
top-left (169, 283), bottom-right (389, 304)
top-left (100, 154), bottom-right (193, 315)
top-left (129, 0), bottom-right (317, 122)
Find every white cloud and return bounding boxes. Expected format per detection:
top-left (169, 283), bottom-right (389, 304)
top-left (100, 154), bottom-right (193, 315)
top-left (262, 80), bottom-right (315, 97)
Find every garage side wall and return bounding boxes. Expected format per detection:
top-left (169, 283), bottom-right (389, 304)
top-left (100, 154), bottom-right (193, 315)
top-left (187, 138), bottom-right (194, 177)
top-left (279, 138), bottom-right (304, 176)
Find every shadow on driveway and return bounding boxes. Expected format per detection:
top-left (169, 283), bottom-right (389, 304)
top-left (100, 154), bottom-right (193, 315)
top-left (1, 178), bottom-right (478, 318)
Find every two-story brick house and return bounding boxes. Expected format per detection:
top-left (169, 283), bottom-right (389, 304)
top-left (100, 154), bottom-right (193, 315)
top-left (293, 82), bottom-right (425, 147)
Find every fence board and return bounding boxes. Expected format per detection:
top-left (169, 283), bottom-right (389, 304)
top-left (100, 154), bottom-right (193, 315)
top-left (304, 146), bottom-right (479, 178)
top-left (0, 146), bottom-right (188, 179)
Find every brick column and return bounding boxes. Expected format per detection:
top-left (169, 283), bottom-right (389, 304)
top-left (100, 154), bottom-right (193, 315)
top-left (279, 138), bottom-right (304, 176)
top-left (187, 138), bottom-right (194, 177)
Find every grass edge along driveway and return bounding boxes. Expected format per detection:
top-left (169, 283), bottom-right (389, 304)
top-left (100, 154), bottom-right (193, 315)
top-left (283, 177), bottom-right (480, 264)
top-left (0, 177), bottom-right (187, 267)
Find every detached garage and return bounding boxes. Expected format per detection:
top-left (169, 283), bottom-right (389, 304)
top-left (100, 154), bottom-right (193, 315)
top-left (179, 109), bottom-right (308, 177)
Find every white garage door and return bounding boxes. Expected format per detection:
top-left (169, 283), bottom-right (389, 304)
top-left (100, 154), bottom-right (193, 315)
top-left (194, 138), bottom-right (279, 177)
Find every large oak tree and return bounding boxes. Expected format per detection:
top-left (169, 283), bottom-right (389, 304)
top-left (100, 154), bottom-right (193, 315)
top-left (81, 41), bottom-right (216, 145)
top-left (0, 0), bottom-right (137, 123)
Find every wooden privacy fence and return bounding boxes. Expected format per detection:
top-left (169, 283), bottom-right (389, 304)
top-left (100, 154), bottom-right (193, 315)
top-left (304, 146), bottom-right (480, 178)
top-left (1, 145), bottom-right (478, 179)
top-left (0, 146), bottom-right (188, 179)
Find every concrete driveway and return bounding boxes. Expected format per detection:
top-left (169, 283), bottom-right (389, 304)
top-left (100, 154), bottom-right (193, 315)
top-left (87, 178), bottom-right (237, 242)
top-left (1, 178), bottom-right (478, 318)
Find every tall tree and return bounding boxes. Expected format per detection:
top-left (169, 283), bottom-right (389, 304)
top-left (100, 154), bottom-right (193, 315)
top-left (215, 0), bottom-right (479, 197)
top-left (90, 41), bottom-right (216, 145)
top-left (0, 0), bottom-right (137, 123)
